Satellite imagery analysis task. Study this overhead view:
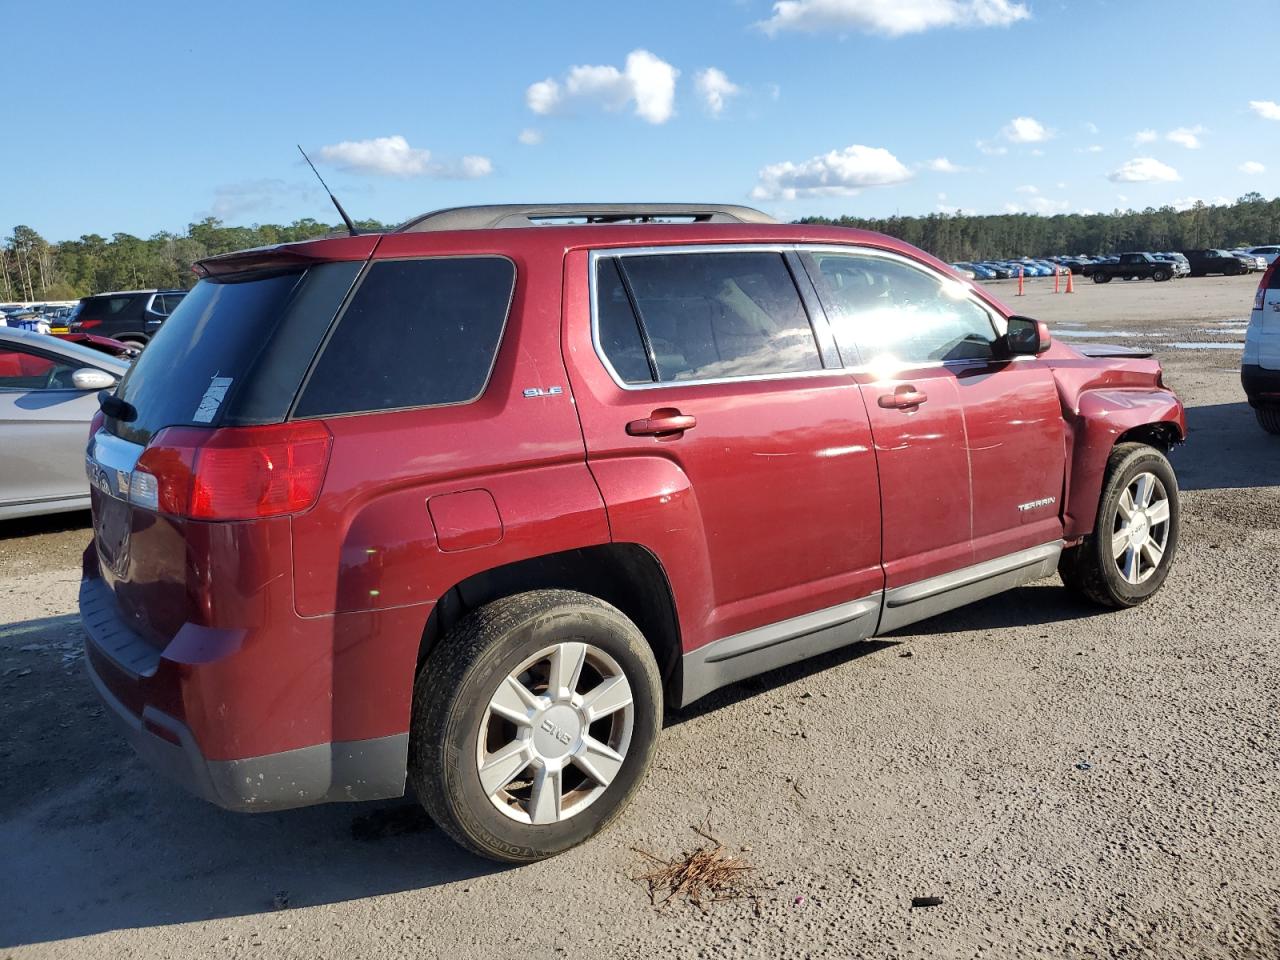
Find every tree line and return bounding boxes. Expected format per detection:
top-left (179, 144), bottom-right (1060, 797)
top-left (4, 193), bottom-right (1279, 302)
top-left (800, 193), bottom-right (1280, 264)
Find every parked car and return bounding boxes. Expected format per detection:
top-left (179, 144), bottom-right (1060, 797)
top-left (950, 263), bottom-right (977, 280)
top-left (80, 202), bottom-right (1186, 862)
top-left (979, 262), bottom-right (1015, 280)
top-left (0, 327), bottom-right (128, 520)
top-left (1084, 252), bottom-right (1175, 283)
top-left (1152, 253), bottom-right (1190, 278)
top-left (66, 288), bottom-right (188, 345)
top-left (1181, 249), bottom-right (1249, 277)
top-left (1234, 251), bottom-right (1267, 271)
top-left (1247, 246), bottom-right (1280, 266)
top-left (1243, 258), bottom-right (1280, 434)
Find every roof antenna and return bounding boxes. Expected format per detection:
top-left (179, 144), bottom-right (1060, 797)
top-left (297, 144), bottom-right (359, 236)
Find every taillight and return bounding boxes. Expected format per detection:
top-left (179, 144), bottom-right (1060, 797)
top-left (131, 421), bottom-right (332, 520)
top-left (1255, 261), bottom-right (1278, 310)
top-left (76, 319), bottom-right (102, 329)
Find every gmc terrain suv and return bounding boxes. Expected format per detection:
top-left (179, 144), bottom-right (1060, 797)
top-left (81, 204), bottom-right (1186, 862)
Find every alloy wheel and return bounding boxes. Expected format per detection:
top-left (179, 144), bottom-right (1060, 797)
top-left (1110, 471), bottom-right (1172, 585)
top-left (476, 641), bottom-right (635, 825)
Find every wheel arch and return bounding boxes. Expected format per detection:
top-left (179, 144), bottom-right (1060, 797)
top-left (417, 543), bottom-right (684, 705)
top-left (1063, 388), bottom-right (1186, 539)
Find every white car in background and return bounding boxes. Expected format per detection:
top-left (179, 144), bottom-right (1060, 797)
top-left (1248, 246), bottom-right (1280, 266)
top-left (1243, 260), bottom-right (1280, 434)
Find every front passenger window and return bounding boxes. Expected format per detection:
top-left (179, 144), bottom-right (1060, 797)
top-left (803, 252), bottom-right (999, 366)
top-left (0, 348), bottom-right (77, 390)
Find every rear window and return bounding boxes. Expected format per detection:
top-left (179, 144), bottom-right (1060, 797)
top-left (293, 256), bottom-right (515, 417)
top-left (110, 263), bottom-right (362, 444)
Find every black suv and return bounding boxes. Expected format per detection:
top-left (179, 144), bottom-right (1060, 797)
top-left (67, 289), bottom-right (188, 344)
top-left (1180, 250), bottom-right (1248, 277)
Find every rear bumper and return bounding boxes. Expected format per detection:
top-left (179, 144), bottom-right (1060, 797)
top-left (80, 571), bottom-right (409, 812)
top-left (1242, 364), bottom-right (1280, 407)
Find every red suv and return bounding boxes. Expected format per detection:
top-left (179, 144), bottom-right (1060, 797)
top-left (81, 204), bottom-right (1186, 861)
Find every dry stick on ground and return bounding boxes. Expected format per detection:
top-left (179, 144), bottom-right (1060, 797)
top-left (632, 816), bottom-right (763, 913)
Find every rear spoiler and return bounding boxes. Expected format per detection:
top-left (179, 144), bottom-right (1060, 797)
top-left (1072, 343), bottom-right (1153, 359)
top-left (193, 235), bottom-right (380, 279)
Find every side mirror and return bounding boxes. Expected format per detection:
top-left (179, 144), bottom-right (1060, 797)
top-left (1005, 316), bottom-right (1051, 356)
top-left (71, 368), bottom-right (118, 391)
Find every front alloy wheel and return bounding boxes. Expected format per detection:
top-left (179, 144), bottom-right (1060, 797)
top-left (1110, 471), bottom-right (1172, 585)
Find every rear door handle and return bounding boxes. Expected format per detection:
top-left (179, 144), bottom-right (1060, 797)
top-left (627, 408), bottom-right (697, 437)
top-left (878, 386), bottom-right (928, 409)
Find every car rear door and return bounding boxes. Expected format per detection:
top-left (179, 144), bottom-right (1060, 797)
top-left (0, 341), bottom-right (103, 508)
top-left (564, 244), bottom-right (884, 696)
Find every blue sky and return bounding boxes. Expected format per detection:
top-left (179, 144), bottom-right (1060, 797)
top-left (7, 0), bottom-right (1278, 241)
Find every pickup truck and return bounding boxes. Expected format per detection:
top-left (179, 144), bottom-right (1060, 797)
top-left (1084, 252), bottom-right (1175, 283)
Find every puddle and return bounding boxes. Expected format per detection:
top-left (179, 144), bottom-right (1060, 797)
top-left (1055, 330), bottom-right (1148, 338)
top-left (1163, 342), bottom-right (1243, 350)
top-left (1194, 327), bottom-right (1248, 334)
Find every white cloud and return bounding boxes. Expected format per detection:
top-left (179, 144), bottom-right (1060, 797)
top-left (1107, 157), bottom-right (1180, 183)
top-left (1172, 196), bottom-right (1231, 211)
top-left (695, 67), bottom-right (740, 116)
top-left (517, 128), bottom-right (543, 146)
top-left (976, 139), bottom-right (1007, 156)
top-left (1001, 116), bottom-right (1051, 143)
top-left (317, 135), bottom-right (433, 177)
top-left (1166, 125), bottom-right (1205, 149)
top-left (927, 157), bottom-right (964, 172)
top-left (526, 50), bottom-right (679, 124)
top-left (1005, 193), bottom-right (1070, 215)
top-left (757, 0), bottom-right (1030, 36)
top-left (1015, 184), bottom-right (1039, 194)
top-left (1084, 121), bottom-right (1100, 135)
top-left (316, 135), bottom-right (492, 179)
top-left (526, 79), bottom-right (562, 114)
top-left (1249, 100), bottom-right (1280, 121)
top-left (751, 144), bottom-right (912, 200)
top-left (1240, 160), bottom-right (1266, 175)
top-left (1132, 129), bottom-right (1158, 145)
top-left (768, 83), bottom-right (782, 102)
top-left (208, 179), bottom-right (315, 220)
top-left (1076, 144), bottom-right (1104, 154)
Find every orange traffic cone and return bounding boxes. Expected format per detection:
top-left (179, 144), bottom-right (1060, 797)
top-left (1054, 267), bottom-right (1061, 293)
top-left (1066, 269), bottom-right (1074, 294)
top-left (1017, 266), bottom-right (1025, 296)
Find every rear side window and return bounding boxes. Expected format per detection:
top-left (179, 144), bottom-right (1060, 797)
top-left (84, 296), bottom-right (132, 317)
top-left (599, 251), bottom-right (822, 384)
top-left (295, 257), bottom-right (515, 417)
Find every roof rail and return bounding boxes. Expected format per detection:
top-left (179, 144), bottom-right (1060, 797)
top-left (394, 203), bottom-right (777, 233)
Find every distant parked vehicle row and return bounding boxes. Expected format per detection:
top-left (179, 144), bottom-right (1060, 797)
top-left (948, 246), bottom-right (1277, 285)
top-left (1084, 253), bottom-right (1179, 283)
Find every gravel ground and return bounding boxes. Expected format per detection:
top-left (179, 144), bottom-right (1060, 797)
top-left (1, 273), bottom-right (1278, 959)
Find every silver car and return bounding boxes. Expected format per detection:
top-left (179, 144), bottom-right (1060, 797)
top-left (1, 327), bottom-right (129, 520)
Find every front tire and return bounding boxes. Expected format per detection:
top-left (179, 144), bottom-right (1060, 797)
top-left (1152, 269), bottom-right (1169, 282)
top-left (1256, 405), bottom-right (1280, 435)
top-left (409, 590), bottom-right (663, 863)
top-left (1093, 273), bottom-right (1111, 284)
top-left (1059, 443), bottom-right (1180, 608)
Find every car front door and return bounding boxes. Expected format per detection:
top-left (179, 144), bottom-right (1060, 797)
top-left (800, 247), bottom-right (1066, 632)
top-left (565, 246), bottom-right (884, 703)
top-left (0, 343), bottom-right (104, 509)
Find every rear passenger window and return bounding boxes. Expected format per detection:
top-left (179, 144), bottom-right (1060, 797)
top-left (803, 252), bottom-right (998, 366)
top-left (295, 257), bottom-right (515, 417)
top-left (602, 251), bottom-right (822, 383)
top-left (595, 258), bottom-right (655, 384)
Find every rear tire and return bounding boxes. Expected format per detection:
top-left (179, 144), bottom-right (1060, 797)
top-left (1059, 443), bottom-right (1180, 608)
top-left (1256, 406), bottom-right (1280, 435)
top-left (409, 590), bottom-right (662, 863)
top-left (1152, 269), bottom-right (1169, 282)
top-left (1093, 273), bottom-right (1111, 284)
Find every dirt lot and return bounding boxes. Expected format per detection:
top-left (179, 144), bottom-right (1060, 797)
top-left (2, 273), bottom-right (1278, 959)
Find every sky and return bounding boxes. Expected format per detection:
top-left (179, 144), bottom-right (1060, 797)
top-left (6, 0), bottom-right (1279, 242)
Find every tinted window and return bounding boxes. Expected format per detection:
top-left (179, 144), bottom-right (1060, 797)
top-left (0, 347), bottom-right (77, 390)
top-left (113, 271), bottom-right (310, 443)
top-left (295, 257), bottom-right (515, 417)
top-left (595, 258), bottom-right (654, 384)
top-left (83, 296), bottom-right (132, 318)
top-left (804, 251), bottom-right (999, 366)
top-left (613, 252), bottom-right (821, 383)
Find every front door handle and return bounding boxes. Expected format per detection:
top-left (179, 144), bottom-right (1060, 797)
top-left (878, 386), bottom-right (928, 409)
top-left (627, 408), bottom-right (697, 437)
